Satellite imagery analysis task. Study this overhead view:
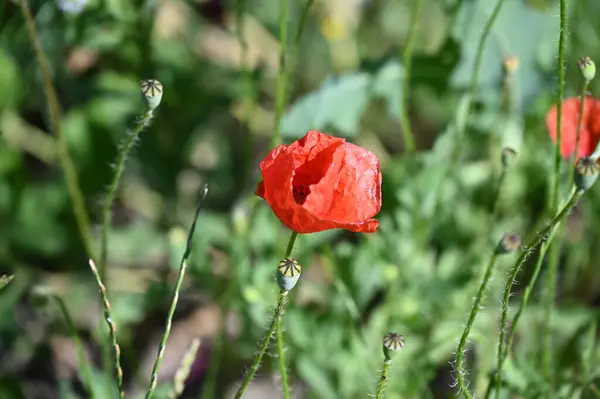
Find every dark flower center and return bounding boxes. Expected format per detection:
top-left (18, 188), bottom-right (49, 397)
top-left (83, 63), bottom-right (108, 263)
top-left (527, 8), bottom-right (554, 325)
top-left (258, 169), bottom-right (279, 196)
top-left (292, 184), bottom-right (311, 205)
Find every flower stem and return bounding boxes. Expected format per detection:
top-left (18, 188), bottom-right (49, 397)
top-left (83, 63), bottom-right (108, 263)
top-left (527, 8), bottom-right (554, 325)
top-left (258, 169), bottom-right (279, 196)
top-left (399, 0), bottom-right (422, 153)
top-left (234, 290), bottom-right (289, 399)
top-left (100, 110), bottom-right (154, 281)
top-left (52, 295), bottom-right (96, 399)
top-left (375, 360), bottom-right (392, 399)
top-left (88, 259), bottom-right (125, 399)
top-left (452, 0), bottom-right (507, 163)
top-left (456, 253), bottom-right (499, 399)
top-left (543, 0), bottom-right (567, 387)
top-left (270, 0), bottom-right (289, 149)
top-left (572, 82), bottom-right (589, 167)
top-left (493, 187), bottom-right (583, 399)
top-left (144, 185), bottom-right (208, 399)
top-left (234, 231), bottom-right (298, 399)
top-left (276, 313), bottom-right (290, 399)
top-left (19, 0), bottom-right (94, 261)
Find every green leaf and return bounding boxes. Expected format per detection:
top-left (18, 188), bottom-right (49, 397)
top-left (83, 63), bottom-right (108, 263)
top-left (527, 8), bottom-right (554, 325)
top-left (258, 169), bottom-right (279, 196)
top-left (0, 275), bottom-right (13, 291)
top-left (451, 0), bottom-right (558, 110)
top-left (281, 72), bottom-right (372, 138)
top-left (297, 355), bottom-right (340, 399)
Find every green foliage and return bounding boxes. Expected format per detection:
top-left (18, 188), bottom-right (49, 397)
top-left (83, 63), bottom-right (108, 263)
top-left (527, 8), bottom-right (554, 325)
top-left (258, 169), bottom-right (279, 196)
top-left (1, 0), bottom-right (600, 398)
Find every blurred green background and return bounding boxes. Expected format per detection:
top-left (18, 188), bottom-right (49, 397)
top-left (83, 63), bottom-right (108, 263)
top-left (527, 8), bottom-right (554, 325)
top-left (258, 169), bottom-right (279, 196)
top-left (1, 0), bottom-right (600, 398)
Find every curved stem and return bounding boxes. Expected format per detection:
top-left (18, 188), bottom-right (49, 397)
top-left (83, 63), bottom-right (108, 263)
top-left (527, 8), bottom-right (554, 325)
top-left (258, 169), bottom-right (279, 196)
top-left (375, 360), bottom-right (392, 399)
top-left (494, 188), bottom-right (583, 399)
top-left (19, 0), bottom-right (94, 260)
top-left (52, 295), bottom-right (96, 399)
top-left (270, 0), bottom-right (289, 149)
top-left (234, 290), bottom-right (289, 399)
top-left (399, 0), bottom-right (422, 153)
top-left (144, 185), bottom-right (208, 399)
top-left (456, 253), bottom-right (499, 399)
top-left (452, 0), bottom-right (507, 162)
top-left (572, 82), bottom-right (589, 167)
top-left (100, 110), bottom-right (153, 280)
top-left (88, 259), bottom-right (125, 399)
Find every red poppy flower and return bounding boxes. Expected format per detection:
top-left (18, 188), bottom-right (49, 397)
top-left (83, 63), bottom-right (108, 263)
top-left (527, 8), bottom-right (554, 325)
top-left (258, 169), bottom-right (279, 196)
top-left (546, 96), bottom-right (600, 159)
top-left (256, 130), bottom-right (382, 234)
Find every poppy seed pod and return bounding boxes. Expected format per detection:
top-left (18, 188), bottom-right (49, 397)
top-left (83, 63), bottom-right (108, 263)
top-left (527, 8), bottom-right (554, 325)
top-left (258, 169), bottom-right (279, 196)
top-left (574, 157), bottom-right (600, 191)
top-left (256, 130), bottom-right (382, 233)
top-left (496, 232), bottom-right (522, 254)
top-left (277, 258), bottom-right (302, 291)
top-left (383, 333), bottom-right (405, 361)
top-left (578, 56), bottom-right (596, 82)
top-left (141, 79), bottom-right (163, 111)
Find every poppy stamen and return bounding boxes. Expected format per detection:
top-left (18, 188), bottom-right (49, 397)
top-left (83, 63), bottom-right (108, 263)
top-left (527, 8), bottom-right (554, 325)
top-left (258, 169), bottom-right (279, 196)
top-left (292, 184), bottom-right (311, 205)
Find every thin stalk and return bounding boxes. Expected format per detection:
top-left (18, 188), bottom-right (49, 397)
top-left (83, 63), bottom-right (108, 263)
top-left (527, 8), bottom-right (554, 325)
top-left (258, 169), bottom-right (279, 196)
top-left (374, 360), bottom-right (392, 399)
top-left (144, 185), bottom-right (208, 399)
top-left (19, 0), bottom-right (94, 260)
top-left (88, 259), bottom-right (124, 399)
top-left (234, 291), bottom-right (289, 399)
top-left (168, 338), bottom-right (201, 399)
top-left (100, 110), bottom-right (154, 281)
top-left (289, 0), bottom-right (315, 92)
top-left (494, 188), bottom-right (583, 399)
top-left (233, 231), bottom-right (298, 399)
top-left (572, 82), bottom-right (589, 168)
top-left (543, 0), bottom-right (567, 385)
top-left (276, 314), bottom-right (290, 399)
top-left (456, 252), bottom-right (499, 399)
top-left (452, 0), bottom-right (507, 163)
top-left (399, 0), bottom-right (422, 153)
top-left (52, 295), bottom-right (96, 399)
top-left (270, 0), bottom-right (289, 149)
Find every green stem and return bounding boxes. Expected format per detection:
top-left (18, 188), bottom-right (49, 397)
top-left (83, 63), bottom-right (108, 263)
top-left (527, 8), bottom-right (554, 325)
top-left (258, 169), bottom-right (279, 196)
top-left (494, 188), bottom-right (583, 399)
top-left (19, 0), bottom-right (94, 261)
top-left (399, 0), bottom-right (422, 153)
top-left (375, 360), bottom-right (392, 399)
top-left (572, 82), bottom-right (589, 167)
top-left (100, 110), bottom-right (153, 280)
top-left (233, 231), bottom-right (298, 399)
top-left (276, 313), bottom-right (290, 399)
top-left (270, 0), bottom-right (289, 149)
top-left (144, 185), bottom-right (208, 399)
top-left (52, 295), bottom-right (96, 399)
top-left (543, 0), bottom-right (567, 386)
top-left (289, 0), bottom-right (314, 89)
top-left (234, 290), bottom-right (289, 399)
top-left (456, 253), bottom-right (499, 399)
top-left (88, 259), bottom-right (124, 399)
top-left (452, 0), bottom-right (507, 163)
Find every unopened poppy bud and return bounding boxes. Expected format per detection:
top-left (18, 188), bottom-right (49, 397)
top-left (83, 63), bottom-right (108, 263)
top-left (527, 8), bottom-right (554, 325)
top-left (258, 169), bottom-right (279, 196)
top-left (574, 156), bottom-right (600, 191)
top-left (276, 258), bottom-right (302, 291)
top-left (496, 232), bottom-right (521, 254)
top-left (578, 57), bottom-right (596, 82)
top-left (383, 332), bottom-right (404, 360)
top-left (501, 147), bottom-right (518, 169)
top-left (141, 79), bottom-right (163, 111)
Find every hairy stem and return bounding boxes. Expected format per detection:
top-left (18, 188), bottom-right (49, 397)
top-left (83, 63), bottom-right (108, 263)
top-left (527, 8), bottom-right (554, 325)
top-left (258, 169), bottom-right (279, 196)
top-left (494, 188), bottom-right (583, 399)
top-left (234, 231), bottom-right (298, 398)
top-left (399, 0), bottom-right (422, 153)
top-left (88, 259), bottom-right (124, 398)
top-left (100, 111), bottom-right (153, 280)
top-left (234, 290), bottom-right (289, 399)
top-left (543, 0), bottom-right (567, 386)
top-left (144, 185), bottom-right (208, 399)
top-left (19, 0), bottom-right (94, 260)
top-left (456, 253), bottom-right (499, 399)
top-left (375, 360), bottom-right (392, 399)
top-left (270, 0), bottom-right (289, 149)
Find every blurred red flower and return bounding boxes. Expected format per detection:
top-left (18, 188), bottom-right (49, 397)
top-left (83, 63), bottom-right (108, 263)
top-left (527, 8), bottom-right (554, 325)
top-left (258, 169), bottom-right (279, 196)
top-left (256, 130), bottom-right (382, 234)
top-left (546, 96), bottom-right (600, 159)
